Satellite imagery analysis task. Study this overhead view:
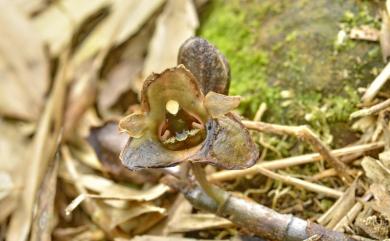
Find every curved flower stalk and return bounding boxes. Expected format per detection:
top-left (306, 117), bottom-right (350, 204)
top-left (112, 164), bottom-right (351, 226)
top-left (119, 65), bottom-right (258, 171)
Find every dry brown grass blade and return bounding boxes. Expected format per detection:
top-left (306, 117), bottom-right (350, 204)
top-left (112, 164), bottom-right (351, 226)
top-left (0, 0), bottom-right (49, 120)
top-left (30, 157), bottom-right (59, 241)
top-left (6, 51), bottom-right (68, 241)
top-left (61, 146), bottom-right (127, 239)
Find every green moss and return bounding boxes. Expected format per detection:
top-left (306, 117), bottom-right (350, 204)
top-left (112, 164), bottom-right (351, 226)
top-left (199, 0), bottom-right (282, 120)
top-left (199, 0), bottom-right (379, 147)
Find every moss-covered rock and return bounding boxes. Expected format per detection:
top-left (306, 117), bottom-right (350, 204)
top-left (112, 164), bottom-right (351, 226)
top-left (199, 0), bottom-right (382, 146)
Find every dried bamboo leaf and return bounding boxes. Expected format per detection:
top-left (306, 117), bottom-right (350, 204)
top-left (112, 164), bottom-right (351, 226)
top-left (7, 52), bottom-right (68, 241)
top-left (118, 236), bottom-right (226, 241)
top-left (32, 0), bottom-right (111, 55)
top-left (79, 175), bottom-right (169, 201)
top-left (30, 159), bottom-right (59, 241)
top-left (166, 213), bottom-right (233, 233)
top-left (0, 121), bottom-right (30, 222)
top-left (0, 0), bottom-right (49, 120)
top-left (72, 0), bottom-right (165, 66)
top-left (13, 0), bottom-right (47, 15)
top-left (108, 203), bottom-right (166, 229)
top-left (0, 172), bottom-right (14, 201)
top-left (142, 0), bottom-right (198, 81)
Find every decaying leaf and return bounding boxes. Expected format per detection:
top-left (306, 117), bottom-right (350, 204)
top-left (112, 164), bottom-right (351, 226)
top-left (73, 0), bottom-right (165, 66)
top-left (370, 183), bottom-right (390, 218)
top-left (0, 120), bottom-right (30, 223)
top-left (142, 0), bottom-right (198, 79)
top-left (108, 203), bottom-right (166, 230)
top-left (121, 235), bottom-right (229, 241)
top-left (32, 0), bottom-right (111, 55)
top-left (362, 156), bottom-right (390, 186)
top-left (167, 213), bottom-right (233, 233)
top-left (0, 0), bottom-right (49, 120)
top-left (30, 159), bottom-right (59, 241)
top-left (0, 172), bottom-right (13, 201)
top-left (78, 175), bottom-right (169, 202)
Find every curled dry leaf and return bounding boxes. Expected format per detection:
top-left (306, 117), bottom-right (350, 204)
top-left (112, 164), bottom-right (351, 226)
top-left (119, 65), bottom-right (258, 170)
top-left (0, 0), bottom-right (49, 120)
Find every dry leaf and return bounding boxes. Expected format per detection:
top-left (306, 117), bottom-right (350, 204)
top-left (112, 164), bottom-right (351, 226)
top-left (13, 0), bottom-right (47, 15)
top-left (370, 183), bottom-right (390, 218)
top-left (119, 236), bottom-right (227, 241)
top-left (0, 0), bottom-right (49, 120)
top-left (0, 120), bottom-right (30, 222)
top-left (79, 175), bottom-right (169, 201)
top-left (167, 213), bottom-right (233, 233)
top-left (32, 0), bottom-right (111, 55)
top-left (361, 156), bottom-right (390, 186)
top-left (7, 53), bottom-right (67, 241)
top-left (72, 0), bottom-right (165, 66)
top-left (0, 172), bottom-right (14, 201)
top-left (142, 0), bottom-right (198, 83)
top-left (30, 159), bottom-right (59, 241)
top-left (108, 203), bottom-right (166, 229)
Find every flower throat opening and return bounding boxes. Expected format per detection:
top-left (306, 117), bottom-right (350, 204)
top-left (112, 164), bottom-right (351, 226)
top-left (158, 100), bottom-right (206, 151)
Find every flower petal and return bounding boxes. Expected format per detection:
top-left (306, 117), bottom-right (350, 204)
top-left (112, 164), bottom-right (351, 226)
top-left (195, 114), bottom-right (259, 169)
top-left (118, 113), bottom-right (147, 138)
top-left (204, 91), bottom-right (241, 118)
top-left (120, 135), bottom-right (201, 170)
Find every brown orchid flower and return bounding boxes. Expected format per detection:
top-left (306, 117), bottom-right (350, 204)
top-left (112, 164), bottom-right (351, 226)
top-left (119, 37), bottom-right (259, 204)
top-left (119, 64), bottom-right (258, 171)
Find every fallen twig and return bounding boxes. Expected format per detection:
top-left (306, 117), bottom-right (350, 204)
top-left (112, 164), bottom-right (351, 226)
top-left (362, 62), bottom-right (390, 104)
top-left (209, 142), bottom-right (383, 182)
top-left (166, 179), bottom-right (357, 241)
top-left (243, 120), bottom-right (353, 183)
top-left (350, 98), bottom-right (390, 119)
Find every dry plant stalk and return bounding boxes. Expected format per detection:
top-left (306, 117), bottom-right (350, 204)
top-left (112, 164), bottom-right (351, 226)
top-left (242, 120), bottom-right (354, 183)
top-left (209, 141), bottom-right (383, 182)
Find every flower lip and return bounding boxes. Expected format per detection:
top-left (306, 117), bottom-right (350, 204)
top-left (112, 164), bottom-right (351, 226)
top-left (158, 105), bottom-right (206, 151)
